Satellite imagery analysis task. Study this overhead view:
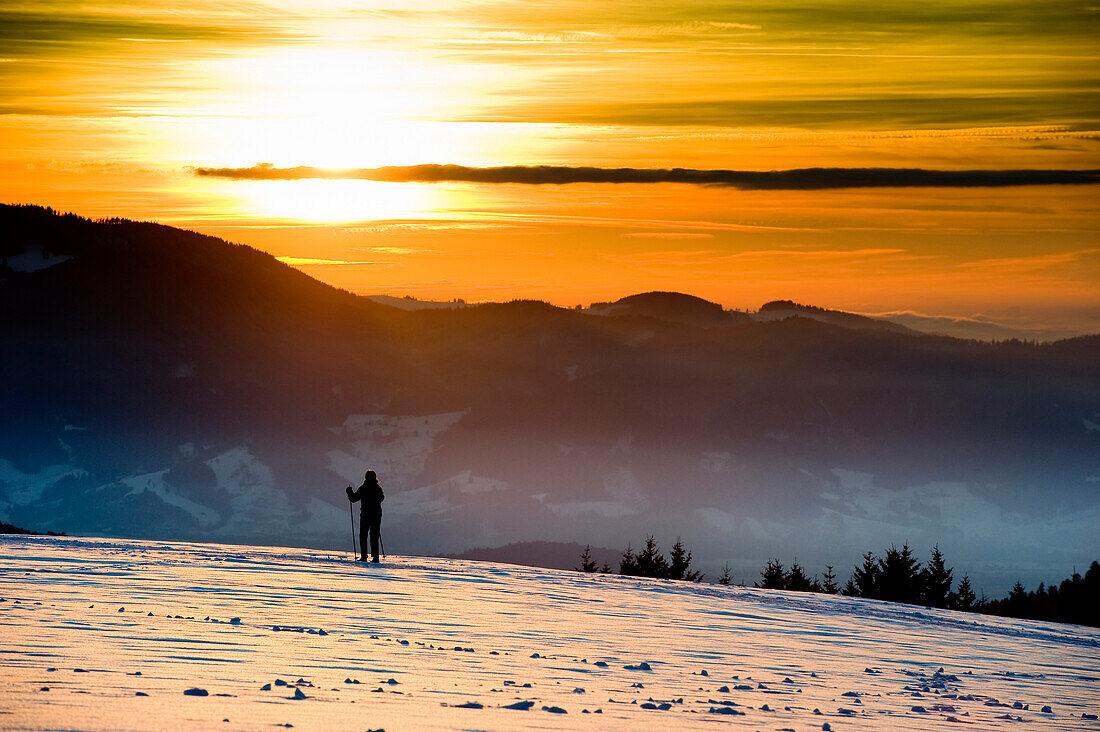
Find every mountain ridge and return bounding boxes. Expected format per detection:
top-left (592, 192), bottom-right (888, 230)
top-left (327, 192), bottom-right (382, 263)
top-left (2, 204), bottom-right (1097, 593)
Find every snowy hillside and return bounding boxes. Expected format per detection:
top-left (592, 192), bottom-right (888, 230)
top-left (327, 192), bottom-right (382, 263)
top-left (3, 536), bottom-right (1098, 731)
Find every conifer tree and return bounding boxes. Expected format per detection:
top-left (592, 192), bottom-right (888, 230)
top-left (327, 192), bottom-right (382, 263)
top-left (668, 537), bottom-right (701, 581)
top-left (784, 561), bottom-right (815, 592)
top-left (878, 543), bottom-right (922, 604)
top-left (718, 562), bottom-right (733, 586)
top-left (849, 551), bottom-right (880, 598)
top-left (920, 545), bottom-right (954, 608)
top-left (953, 574), bottom-right (976, 610)
top-left (619, 544), bottom-right (638, 576)
top-left (577, 544), bottom-right (598, 573)
top-left (668, 538), bottom-right (689, 580)
top-left (759, 558), bottom-right (786, 589)
top-left (635, 535), bottom-right (670, 578)
top-left (822, 565), bottom-right (839, 594)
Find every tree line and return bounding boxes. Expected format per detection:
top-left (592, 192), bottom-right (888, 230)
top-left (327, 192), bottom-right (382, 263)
top-left (577, 538), bottom-right (1099, 627)
top-left (751, 543), bottom-right (1099, 627)
top-left (756, 544), bottom-right (972, 609)
top-left (577, 535), bottom-right (701, 581)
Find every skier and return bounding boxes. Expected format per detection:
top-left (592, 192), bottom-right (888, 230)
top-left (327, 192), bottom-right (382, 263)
top-left (347, 470), bottom-right (384, 563)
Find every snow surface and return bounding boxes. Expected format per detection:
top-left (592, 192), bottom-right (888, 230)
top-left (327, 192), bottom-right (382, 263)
top-left (5, 247), bottom-right (72, 273)
top-left (3, 536), bottom-right (1099, 731)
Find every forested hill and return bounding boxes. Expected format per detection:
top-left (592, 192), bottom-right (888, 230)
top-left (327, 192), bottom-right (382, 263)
top-left (2, 204), bottom-right (1097, 593)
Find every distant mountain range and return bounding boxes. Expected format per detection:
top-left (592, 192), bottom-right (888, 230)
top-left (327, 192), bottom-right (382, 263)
top-left (2, 204), bottom-right (1098, 593)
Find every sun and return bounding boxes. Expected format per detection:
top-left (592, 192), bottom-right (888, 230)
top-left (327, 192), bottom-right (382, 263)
top-left (203, 178), bottom-right (441, 223)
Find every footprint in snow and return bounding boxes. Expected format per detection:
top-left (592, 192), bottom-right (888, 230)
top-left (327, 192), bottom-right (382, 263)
top-left (542, 705), bottom-right (567, 714)
top-left (624, 662), bottom-right (651, 671)
top-left (502, 701), bottom-right (534, 710)
top-left (183, 688), bottom-right (209, 696)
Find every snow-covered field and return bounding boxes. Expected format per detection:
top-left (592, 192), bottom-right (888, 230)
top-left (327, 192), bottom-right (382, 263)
top-left (2, 536), bottom-right (1098, 731)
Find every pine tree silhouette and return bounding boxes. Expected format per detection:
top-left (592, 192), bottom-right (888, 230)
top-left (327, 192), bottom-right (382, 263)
top-left (576, 544), bottom-right (598, 573)
top-left (759, 559), bottom-right (786, 589)
top-left (920, 545), bottom-right (953, 608)
top-left (668, 537), bottom-right (701, 581)
top-left (822, 565), bottom-right (839, 594)
top-left (718, 562), bottom-right (733, 586)
top-left (635, 535), bottom-right (669, 578)
top-left (848, 551), bottom-right (880, 598)
top-left (784, 561), bottom-right (816, 592)
top-left (619, 544), bottom-right (638, 576)
top-left (878, 544), bottom-right (922, 604)
top-left (953, 574), bottom-right (976, 610)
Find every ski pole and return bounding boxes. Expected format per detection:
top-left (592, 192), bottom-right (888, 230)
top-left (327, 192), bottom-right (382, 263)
top-left (349, 499), bottom-right (357, 561)
top-left (380, 530), bottom-right (386, 560)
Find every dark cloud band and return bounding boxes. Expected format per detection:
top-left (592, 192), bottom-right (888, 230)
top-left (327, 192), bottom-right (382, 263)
top-left (190, 163), bottom-right (1100, 190)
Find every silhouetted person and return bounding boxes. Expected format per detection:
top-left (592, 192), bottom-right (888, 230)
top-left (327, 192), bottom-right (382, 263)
top-left (347, 470), bottom-right (384, 562)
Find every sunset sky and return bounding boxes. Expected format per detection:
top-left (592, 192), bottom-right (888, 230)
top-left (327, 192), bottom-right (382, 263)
top-left (3, 0), bottom-right (1098, 332)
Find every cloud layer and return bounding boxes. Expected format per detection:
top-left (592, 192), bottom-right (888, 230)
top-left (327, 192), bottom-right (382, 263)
top-left (192, 163), bottom-right (1100, 190)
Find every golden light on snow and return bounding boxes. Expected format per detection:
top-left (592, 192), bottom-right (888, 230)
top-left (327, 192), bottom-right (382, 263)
top-left (3, 537), bottom-right (1099, 730)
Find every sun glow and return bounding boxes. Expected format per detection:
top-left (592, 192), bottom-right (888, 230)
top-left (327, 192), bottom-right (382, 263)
top-left (187, 46), bottom-right (496, 168)
top-left (222, 179), bottom-right (442, 223)
top-left (2, 0), bottom-right (1096, 323)
top-left (162, 44), bottom-right (514, 221)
